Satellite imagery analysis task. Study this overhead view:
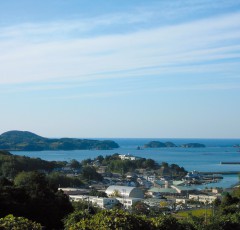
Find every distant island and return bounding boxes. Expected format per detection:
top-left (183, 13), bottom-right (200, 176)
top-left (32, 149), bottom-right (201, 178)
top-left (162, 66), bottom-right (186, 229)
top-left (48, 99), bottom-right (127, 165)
top-left (144, 141), bottom-right (176, 148)
top-left (144, 141), bottom-right (205, 148)
top-left (180, 143), bottom-right (205, 148)
top-left (0, 130), bottom-right (119, 151)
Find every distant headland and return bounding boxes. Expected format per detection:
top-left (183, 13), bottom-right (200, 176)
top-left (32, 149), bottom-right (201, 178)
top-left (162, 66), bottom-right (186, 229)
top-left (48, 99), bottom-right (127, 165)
top-left (0, 130), bottom-right (119, 151)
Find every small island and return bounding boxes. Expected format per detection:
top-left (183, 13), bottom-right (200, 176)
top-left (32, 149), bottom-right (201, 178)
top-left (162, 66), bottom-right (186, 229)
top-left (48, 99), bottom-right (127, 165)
top-left (0, 130), bottom-right (119, 151)
top-left (144, 141), bottom-right (205, 148)
top-left (181, 143), bottom-right (205, 148)
top-left (144, 141), bottom-right (176, 148)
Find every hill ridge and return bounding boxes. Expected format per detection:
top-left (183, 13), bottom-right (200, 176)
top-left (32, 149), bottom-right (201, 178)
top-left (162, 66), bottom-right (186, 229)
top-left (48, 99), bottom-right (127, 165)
top-left (0, 130), bottom-right (119, 151)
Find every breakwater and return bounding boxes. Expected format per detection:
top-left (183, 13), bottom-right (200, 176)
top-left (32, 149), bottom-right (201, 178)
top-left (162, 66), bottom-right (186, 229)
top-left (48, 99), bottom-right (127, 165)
top-left (200, 171), bottom-right (239, 175)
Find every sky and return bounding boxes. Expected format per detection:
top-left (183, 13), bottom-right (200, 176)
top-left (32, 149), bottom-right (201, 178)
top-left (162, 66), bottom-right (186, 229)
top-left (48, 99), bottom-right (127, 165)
top-left (0, 0), bottom-right (240, 138)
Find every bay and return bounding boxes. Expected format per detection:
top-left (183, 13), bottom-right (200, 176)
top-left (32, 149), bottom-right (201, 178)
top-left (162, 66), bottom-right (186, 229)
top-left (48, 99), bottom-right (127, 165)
top-left (11, 138), bottom-right (240, 188)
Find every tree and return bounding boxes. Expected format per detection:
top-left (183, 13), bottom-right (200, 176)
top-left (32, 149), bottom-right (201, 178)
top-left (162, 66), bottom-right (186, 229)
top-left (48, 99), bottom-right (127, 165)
top-left (151, 215), bottom-right (186, 230)
top-left (110, 189), bottom-right (122, 198)
top-left (3, 171), bottom-right (74, 229)
top-left (0, 176), bottom-right (13, 187)
top-left (81, 166), bottom-right (103, 181)
top-left (143, 159), bottom-right (156, 169)
top-left (0, 215), bottom-right (42, 230)
top-left (132, 201), bottom-right (150, 215)
top-left (81, 158), bottom-right (92, 166)
top-left (232, 187), bottom-right (240, 199)
top-left (162, 162), bottom-right (169, 168)
top-left (64, 210), bottom-right (91, 230)
top-left (89, 188), bottom-right (107, 197)
top-left (96, 155), bottom-right (104, 163)
top-left (221, 193), bottom-right (236, 207)
top-left (48, 172), bottom-right (83, 188)
top-left (14, 171), bottom-right (50, 190)
top-left (67, 209), bottom-right (152, 230)
top-left (69, 159), bottom-right (81, 169)
top-left (72, 200), bottom-right (100, 214)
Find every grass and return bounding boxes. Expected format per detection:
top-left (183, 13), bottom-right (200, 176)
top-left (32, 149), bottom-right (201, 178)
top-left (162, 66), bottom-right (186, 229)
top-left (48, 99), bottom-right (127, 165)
top-left (174, 208), bottom-right (212, 219)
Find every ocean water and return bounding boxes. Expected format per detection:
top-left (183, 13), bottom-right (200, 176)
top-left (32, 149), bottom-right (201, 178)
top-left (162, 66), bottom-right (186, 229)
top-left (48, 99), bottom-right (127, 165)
top-left (11, 138), bottom-right (240, 188)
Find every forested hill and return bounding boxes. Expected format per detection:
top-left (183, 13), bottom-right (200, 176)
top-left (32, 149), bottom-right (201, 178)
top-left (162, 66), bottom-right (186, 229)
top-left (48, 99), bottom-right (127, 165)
top-left (0, 130), bottom-right (119, 151)
top-left (144, 141), bottom-right (205, 148)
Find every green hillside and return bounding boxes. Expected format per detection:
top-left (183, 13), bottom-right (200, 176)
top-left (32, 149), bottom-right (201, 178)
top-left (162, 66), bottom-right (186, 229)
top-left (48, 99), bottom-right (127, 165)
top-left (0, 130), bottom-right (119, 151)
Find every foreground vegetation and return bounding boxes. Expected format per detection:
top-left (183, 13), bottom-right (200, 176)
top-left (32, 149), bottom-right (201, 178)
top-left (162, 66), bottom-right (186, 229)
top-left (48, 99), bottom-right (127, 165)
top-left (62, 189), bottom-right (240, 230)
top-left (1, 185), bottom-right (240, 230)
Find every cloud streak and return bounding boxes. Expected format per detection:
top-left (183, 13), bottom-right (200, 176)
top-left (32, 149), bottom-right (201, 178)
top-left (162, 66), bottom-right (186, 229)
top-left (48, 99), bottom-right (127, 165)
top-left (0, 10), bottom-right (240, 89)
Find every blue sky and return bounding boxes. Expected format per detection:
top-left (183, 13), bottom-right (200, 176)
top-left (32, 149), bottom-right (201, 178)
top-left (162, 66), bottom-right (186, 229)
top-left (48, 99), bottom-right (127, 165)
top-left (0, 0), bottom-right (240, 138)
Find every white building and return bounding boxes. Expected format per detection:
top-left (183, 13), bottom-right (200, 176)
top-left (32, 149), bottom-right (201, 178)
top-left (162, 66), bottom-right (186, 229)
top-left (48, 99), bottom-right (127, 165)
top-left (189, 194), bottom-right (217, 203)
top-left (118, 154), bottom-right (140, 161)
top-left (175, 198), bottom-right (188, 204)
top-left (116, 197), bottom-right (142, 209)
top-left (69, 195), bottom-right (119, 209)
top-left (69, 194), bottom-right (142, 210)
top-left (105, 185), bottom-right (144, 199)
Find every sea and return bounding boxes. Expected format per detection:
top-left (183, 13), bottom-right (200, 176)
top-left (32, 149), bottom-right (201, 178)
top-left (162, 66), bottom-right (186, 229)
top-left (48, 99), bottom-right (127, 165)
top-left (11, 138), bottom-right (240, 189)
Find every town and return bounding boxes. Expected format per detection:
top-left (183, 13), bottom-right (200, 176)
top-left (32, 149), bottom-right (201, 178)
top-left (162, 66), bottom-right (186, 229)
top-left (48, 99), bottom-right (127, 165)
top-left (59, 153), bottom-right (224, 212)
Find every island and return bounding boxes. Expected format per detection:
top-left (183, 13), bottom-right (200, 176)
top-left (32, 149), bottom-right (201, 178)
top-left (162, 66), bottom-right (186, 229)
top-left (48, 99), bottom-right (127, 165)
top-left (181, 143), bottom-right (205, 148)
top-left (144, 141), bottom-right (206, 148)
top-left (0, 130), bottom-right (119, 151)
top-left (144, 141), bottom-right (176, 148)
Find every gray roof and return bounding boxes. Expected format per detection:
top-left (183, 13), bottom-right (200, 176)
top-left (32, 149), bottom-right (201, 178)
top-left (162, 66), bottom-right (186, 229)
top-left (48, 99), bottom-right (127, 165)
top-left (174, 186), bottom-right (195, 191)
top-left (149, 187), bottom-right (177, 194)
top-left (172, 180), bottom-right (185, 186)
top-left (155, 180), bottom-right (165, 185)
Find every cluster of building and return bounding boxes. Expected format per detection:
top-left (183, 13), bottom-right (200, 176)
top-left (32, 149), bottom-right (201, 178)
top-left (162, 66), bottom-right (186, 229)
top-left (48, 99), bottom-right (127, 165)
top-left (69, 186), bottom-right (144, 209)
top-left (61, 178), bottom-right (222, 211)
top-left (59, 154), bottom-right (223, 211)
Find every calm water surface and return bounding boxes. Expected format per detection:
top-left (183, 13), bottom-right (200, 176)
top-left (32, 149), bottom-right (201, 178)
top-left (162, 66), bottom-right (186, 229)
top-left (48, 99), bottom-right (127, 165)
top-left (12, 138), bottom-right (240, 188)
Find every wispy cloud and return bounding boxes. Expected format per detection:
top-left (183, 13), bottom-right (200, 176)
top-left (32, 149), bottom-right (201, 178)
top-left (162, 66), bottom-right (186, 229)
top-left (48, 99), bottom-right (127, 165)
top-left (0, 10), bottom-right (240, 90)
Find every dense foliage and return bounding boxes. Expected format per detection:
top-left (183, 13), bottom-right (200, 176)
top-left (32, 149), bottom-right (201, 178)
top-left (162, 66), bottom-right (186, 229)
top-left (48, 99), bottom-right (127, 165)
top-left (0, 130), bottom-right (119, 150)
top-left (48, 172), bottom-right (83, 188)
top-left (94, 154), bottom-right (186, 176)
top-left (0, 150), bottom-right (62, 179)
top-left (0, 215), bottom-right (42, 230)
top-left (81, 166), bottom-right (103, 181)
top-left (64, 209), bottom-right (196, 230)
top-left (0, 172), bottom-right (73, 229)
